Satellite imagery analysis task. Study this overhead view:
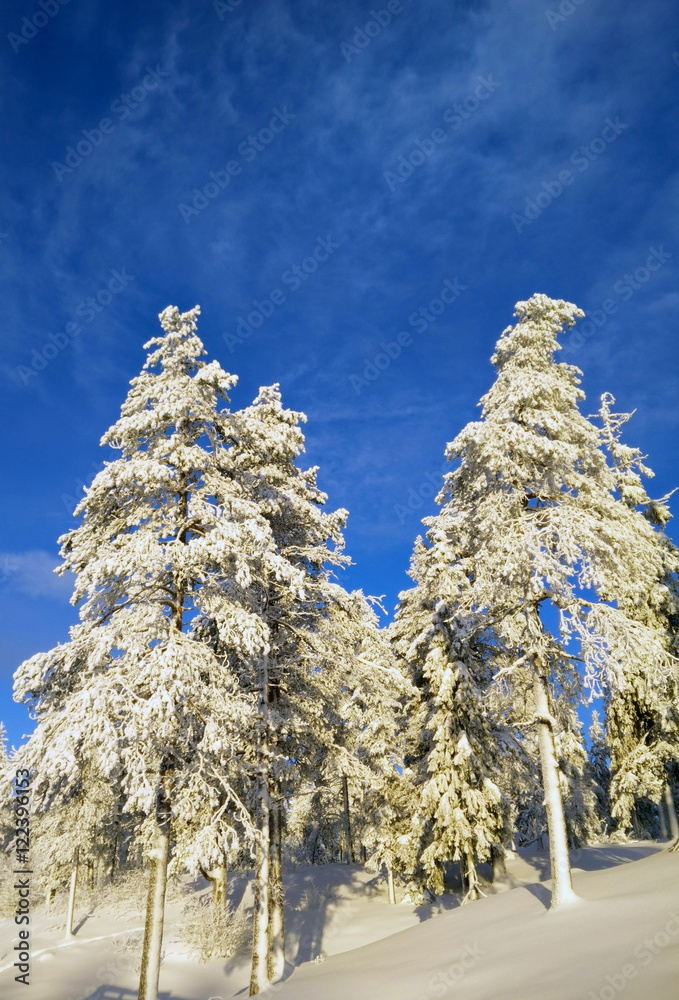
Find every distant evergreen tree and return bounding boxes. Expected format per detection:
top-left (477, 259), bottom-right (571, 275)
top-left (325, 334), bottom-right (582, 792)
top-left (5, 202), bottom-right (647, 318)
top-left (556, 705), bottom-right (605, 847)
top-left (587, 710), bottom-right (611, 829)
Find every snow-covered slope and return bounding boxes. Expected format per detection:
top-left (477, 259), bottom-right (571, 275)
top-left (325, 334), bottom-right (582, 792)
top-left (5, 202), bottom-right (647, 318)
top-left (1, 844), bottom-right (677, 1000)
top-left (273, 847), bottom-right (679, 1000)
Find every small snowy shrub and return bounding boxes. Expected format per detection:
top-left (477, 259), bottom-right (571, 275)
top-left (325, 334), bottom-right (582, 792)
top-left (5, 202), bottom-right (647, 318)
top-left (295, 880), bottom-right (340, 911)
top-left (97, 866), bottom-right (184, 919)
top-left (102, 867), bottom-right (154, 917)
top-left (179, 895), bottom-right (249, 962)
top-left (297, 881), bottom-right (326, 911)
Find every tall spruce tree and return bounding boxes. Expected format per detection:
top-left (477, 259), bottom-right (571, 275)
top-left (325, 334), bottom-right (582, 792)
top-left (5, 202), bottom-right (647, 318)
top-left (219, 385), bottom-right (404, 992)
top-left (398, 294), bottom-right (676, 907)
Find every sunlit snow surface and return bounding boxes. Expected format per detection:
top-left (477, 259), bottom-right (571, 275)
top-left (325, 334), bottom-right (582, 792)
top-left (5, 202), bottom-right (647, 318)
top-left (1, 844), bottom-right (677, 1000)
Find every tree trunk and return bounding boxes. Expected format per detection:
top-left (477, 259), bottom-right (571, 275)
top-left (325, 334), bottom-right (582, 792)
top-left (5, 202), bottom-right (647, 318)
top-left (658, 798), bottom-right (669, 840)
top-left (108, 796), bottom-right (122, 878)
top-left (387, 865), bottom-right (396, 905)
top-left (631, 807), bottom-right (644, 840)
top-left (201, 863), bottom-right (228, 910)
top-left (64, 846), bottom-right (79, 937)
top-left (268, 797), bottom-right (285, 981)
top-left (138, 785), bottom-right (171, 1000)
top-left (307, 822), bottom-right (321, 864)
top-left (109, 830), bottom-right (119, 879)
top-left (341, 774), bottom-right (353, 864)
top-left (459, 853), bottom-right (468, 894)
top-left (462, 850), bottom-right (480, 902)
top-left (250, 655), bottom-right (271, 996)
top-left (664, 783), bottom-right (679, 840)
top-left (566, 823), bottom-right (576, 850)
top-left (491, 843), bottom-right (507, 882)
top-left (534, 671), bottom-right (576, 908)
top-left (214, 864), bottom-right (228, 909)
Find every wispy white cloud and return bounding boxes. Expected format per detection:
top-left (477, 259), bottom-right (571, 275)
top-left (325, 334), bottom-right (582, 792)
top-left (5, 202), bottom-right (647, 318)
top-left (0, 552), bottom-right (73, 601)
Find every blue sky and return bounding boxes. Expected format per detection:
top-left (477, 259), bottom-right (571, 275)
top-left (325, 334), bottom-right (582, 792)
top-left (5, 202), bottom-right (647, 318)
top-left (1, 0), bottom-right (678, 748)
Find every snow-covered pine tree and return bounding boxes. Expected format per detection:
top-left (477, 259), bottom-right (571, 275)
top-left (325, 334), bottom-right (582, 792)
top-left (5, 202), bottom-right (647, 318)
top-left (595, 394), bottom-right (679, 840)
top-left (392, 536), bottom-right (517, 902)
top-left (402, 294), bottom-right (676, 908)
top-left (361, 766), bottom-right (422, 903)
top-left (26, 765), bottom-right (123, 931)
top-left (224, 385), bottom-right (406, 992)
top-left (227, 385), bottom-right (349, 992)
top-left (13, 306), bottom-right (297, 1000)
top-left (169, 745), bottom-right (251, 915)
top-left (309, 587), bottom-right (411, 871)
top-left (555, 704), bottom-right (605, 848)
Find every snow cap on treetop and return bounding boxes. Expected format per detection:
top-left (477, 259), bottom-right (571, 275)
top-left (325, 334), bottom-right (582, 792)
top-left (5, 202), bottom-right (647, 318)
top-left (492, 293), bottom-right (584, 370)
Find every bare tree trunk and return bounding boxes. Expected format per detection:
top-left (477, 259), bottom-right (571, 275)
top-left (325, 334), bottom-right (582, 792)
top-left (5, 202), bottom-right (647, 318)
top-left (491, 843), bottom-right (507, 882)
top-left (387, 865), bottom-right (396, 905)
top-left (658, 798), bottom-right (669, 840)
top-left (268, 797), bottom-right (285, 980)
top-left (64, 846), bottom-right (79, 938)
top-left (462, 850), bottom-right (480, 902)
top-left (138, 783), bottom-right (171, 1000)
top-left (307, 822), bottom-right (321, 864)
top-left (213, 864), bottom-right (228, 910)
top-left (664, 783), bottom-right (679, 840)
top-left (250, 655), bottom-right (271, 997)
top-left (201, 863), bottom-right (228, 910)
top-left (631, 807), bottom-right (644, 840)
top-left (341, 774), bottom-right (353, 864)
top-left (200, 846), bottom-right (229, 911)
top-left (109, 795), bottom-right (123, 878)
top-left (534, 671), bottom-right (576, 908)
top-left (109, 830), bottom-right (119, 879)
top-left (459, 854), bottom-right (468, 894)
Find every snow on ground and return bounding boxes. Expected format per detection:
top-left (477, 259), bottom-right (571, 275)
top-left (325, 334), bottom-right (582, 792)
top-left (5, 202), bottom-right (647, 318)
top-left (1, 843), bottom-right (677, 1000)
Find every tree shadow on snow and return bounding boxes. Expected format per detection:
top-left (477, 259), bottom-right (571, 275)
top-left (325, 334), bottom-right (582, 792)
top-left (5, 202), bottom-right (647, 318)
top-left (221, 866), bottom-right (376, 978)
top-left (516, 843), bottom-right (660, 883)
top-left (226, 870), bottom-right (250, 911)
top-left (523, 882), bottom-right (553, 910)
top-left (73, 909), bottom-right (96, 935)
top-left (287, 864), bottom-right (381, 965)
top-left (80, 989), bottom-right (190, 1000)
top-left (409, 860), bottom-right (473, 923)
